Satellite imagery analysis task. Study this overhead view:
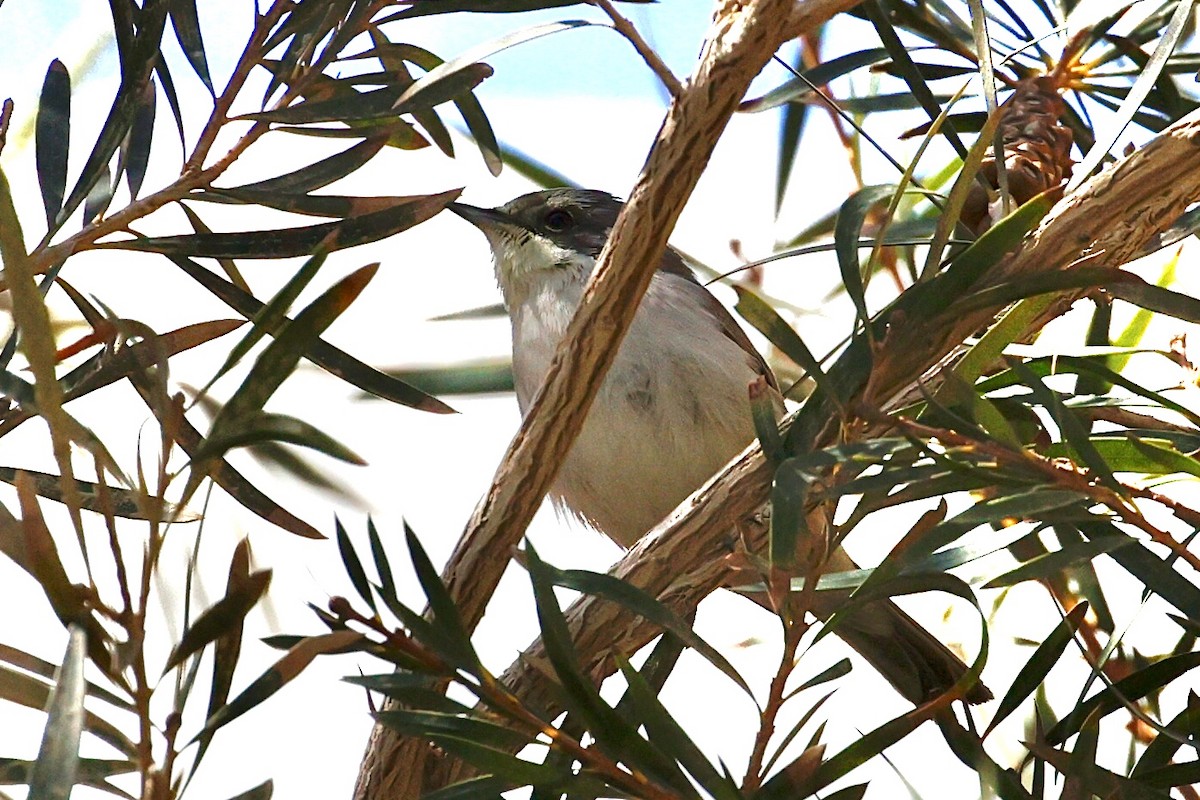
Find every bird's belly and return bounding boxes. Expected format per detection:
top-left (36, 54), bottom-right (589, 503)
top-left (550, 358), bottom-right (757, 548)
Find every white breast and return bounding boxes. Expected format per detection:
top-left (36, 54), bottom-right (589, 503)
top-left (508, 270), bottom-right (764, 548)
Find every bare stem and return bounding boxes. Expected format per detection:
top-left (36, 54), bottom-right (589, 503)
top-left (591, 0), bottom-right (683, 97)
top-left (185, 0), bottom-right (291, 173)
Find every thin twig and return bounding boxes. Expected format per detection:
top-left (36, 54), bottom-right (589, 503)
top-left (592, 0), bottom-right (683, 97)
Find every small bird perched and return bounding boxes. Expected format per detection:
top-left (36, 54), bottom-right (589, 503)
top-left (450, 188), bottom-right (990, 705)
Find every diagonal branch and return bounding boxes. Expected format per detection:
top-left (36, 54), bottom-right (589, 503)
top-left (496, 105), bottom-right (1200, 727)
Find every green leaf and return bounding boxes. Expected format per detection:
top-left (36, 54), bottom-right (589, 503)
top-left (206, 264), bottom-right (378, 445)
top-left (1081, 520), bottom-right (1200, 623)
top-left (1133, 691), bottom-right (1200, 777)
top-left (863, 0), bottom-right (966, 158)
top-left (984, 603), bottom-right (1088, 736)
top-left (168, 256), bottom-right (452, 413)
top-left (978, 354), bottom-right (1200, 429)
top-left (366, 517), bottom-right (398, 611)
top-left (740, 48), bottom-right (892, 113)
top-left (951, 266), bottom-right (1137, 316)
top-left (215, 135), bottom-right (387, 195)
top-left (1038, 436), bottom-right (1200, 479)
top-left (28, 626), bottom-right (86, 800)
top-left (121, 82), bottom-right (155, 200)
top-left (410, 737), bottom-right (557, 790)
top-left (223, 780), bottom-right (273, 800)
top-left (900, 110), bottom-right (988, 139)
top-left (193, 631), bottom-right (363, 742)
top-left (364, 38), bottom-right (502, 176)
top-left (389, 20), bottom-right (595, 116)
top-left (167, 0), bottom-right (213, 94)
top-left (154, 56), bottom-right (186, 152)
top-left (1026, 740), bottom-right (1169, 799)
top-left (163, 568), bottom-right (271, 673)
top-left (539, 563), bottom-right (753, 700)
top-left (1006, 357), bottom-right (1120, 492)
top-left (614, 654), bottom-right (742, 800)
top-left (197, 190), bottom-right (437, 220)
top-left (490, 140), bottom-right (576, 190)
top-left (798, 574), bottom-right (988, 795)
top-left (1107, 279), bottom-right (1200, 325)
top-left (733, 287), bottom-right (839, 409)
top-left (56, 1), bottom-right (168, 230)
top-left (982, 536), bottom-right (1132, 589)
top-left (195, 539), bottom-right (254, 770)
top-left (0, 466), bottom-right (191, 522)
top-left (769, 458), bottom-right (811, 572)
top-left (99, 189), bottom-right (460, 258)
top-left (404, 525), bottom-right (479, 671)
top-left (524, 546), bottom-right (693, 796)
top-left (936, 712), bottom-right (1031, 799)
top-left (774, 49), bottom-right (808, 212)
top-left (196, 411), bottom-right (366, 465)
top-left (185, 264), bottom-right (378, 505)
top-left (373, 708), bottom-right (530, 750)
top-left (1136, 760), bottom-right (1200, 789)
top-left (336, 518), bottom-right (375, 614)
top-left (929, 192), bottom-right (1054, 299)
top-left (1045, 651), bottom-right (1200, 747)
top-left (203, 249), bottom-right (329, 396)
top-left (381, 359), bottom-right (513, 397)
top-left (127, 375), bottom-right (326, 538)
top-left (345, 672), bottom-right (469, 714)
top-left (35, 60), bottom-right (70, 230)
top-left (835, 185), bottom-right (896, 336)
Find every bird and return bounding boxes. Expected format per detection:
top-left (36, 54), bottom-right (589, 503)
top-left (449, 188), bottom-right (991, 705)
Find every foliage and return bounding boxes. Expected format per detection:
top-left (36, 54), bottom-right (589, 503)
top-left (0, 0), bottom-right (1199, 799)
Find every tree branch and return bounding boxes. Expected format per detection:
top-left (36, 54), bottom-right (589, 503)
top-left (494, 106), bottom-right (1200, 733)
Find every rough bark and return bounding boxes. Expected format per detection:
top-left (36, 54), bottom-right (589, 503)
top-left (353, 1), bottom-right (861, 796)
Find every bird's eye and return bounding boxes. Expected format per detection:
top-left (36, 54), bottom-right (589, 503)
top-left (543, 209), bottom-right (574, 232)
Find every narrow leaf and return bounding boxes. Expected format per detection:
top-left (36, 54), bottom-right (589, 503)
top-left (168, 0), bottom-right (213, 93)
top-left (835, 185), bottom-right (896, 333)
top-left (337, 518), bottom-right (376, 614)
top-left (27, 626), bottom-right (86, 800)
top-left (163, 569), bottom-right (271, 673)
top-left (216, 135), bottom-right (387, 196)
top-left (193, 631), bottom-right (363, 741)
top-left (122, 82), bottom-right (155, 200)
top-left (168, 256), bottom-right (452, 413)
top-left (35, 61), bottom-right (70, 229)
top-left (984, 603), bottom-right (1088, 736)
top-left (98, 189), bottom-right (460, 258)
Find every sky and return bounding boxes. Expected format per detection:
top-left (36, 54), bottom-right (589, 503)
top-left (0, 2), bottom-right (1196, 800)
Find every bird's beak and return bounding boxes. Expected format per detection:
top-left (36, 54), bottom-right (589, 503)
top-left (448, 202), bottom-right (512, 231)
